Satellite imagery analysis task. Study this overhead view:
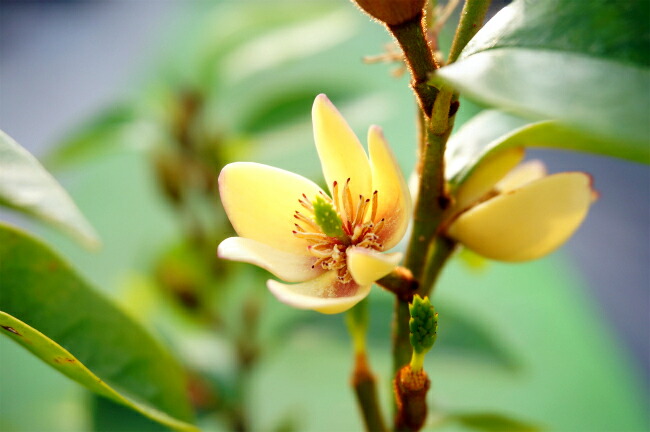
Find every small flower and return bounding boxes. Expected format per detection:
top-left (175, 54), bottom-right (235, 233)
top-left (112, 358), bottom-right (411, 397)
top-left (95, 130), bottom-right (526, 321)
top-left (445, 148), bottom-right (597, 262)
top-left (218, 94), bottom-right (411, 314)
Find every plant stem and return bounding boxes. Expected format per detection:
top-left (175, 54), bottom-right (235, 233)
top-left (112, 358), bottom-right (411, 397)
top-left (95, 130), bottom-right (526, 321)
top-left (353, 352), bottom-right (388, 432)
top-left (376, 267), bottom-right (418, 301)
top-left (382, 3), bottom-right (470, 429)
top-left (421, 236), bottom-right (456, 293)
top-left (397, 237), bottom-right (455, 372)
top-left (447, 0), bottom-right (492, 64)
top-left (403, 125), bottom-right (451, 283)
top-left (393, 119), bottom-right (454, 374)
top-left (388, 12), bottom-right (439, 116)
top-left (393, 300), bottom-right (413, 374)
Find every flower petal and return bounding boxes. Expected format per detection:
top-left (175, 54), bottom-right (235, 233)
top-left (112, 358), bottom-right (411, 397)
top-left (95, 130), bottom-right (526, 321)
top-left (219, 162), bottom-right (324, 256)
top-left (447, 172), bottom-right (595, 261)
top-left (347, 246), bottom-right (402, 286)
top-left (267, 271), bottom-right (371, 314)
top-left (495, 159), bottom-right (547, 193)
top-left (453, 147), bottom-right (525, 211)
top-left (368, 126), bottom-right (412, 249)
top-left (312, 94), bottom-right (372, 200)
top-left (218, 237), bottom-right (324, 282)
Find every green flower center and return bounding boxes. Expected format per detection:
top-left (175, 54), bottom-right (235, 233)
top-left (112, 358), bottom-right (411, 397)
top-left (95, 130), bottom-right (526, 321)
top-left (312, 195), bottom-right (345, 239)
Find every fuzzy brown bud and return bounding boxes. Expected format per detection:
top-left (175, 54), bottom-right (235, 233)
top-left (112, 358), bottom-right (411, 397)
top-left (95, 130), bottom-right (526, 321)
top-left (352, 0), bottom-right (426, 26)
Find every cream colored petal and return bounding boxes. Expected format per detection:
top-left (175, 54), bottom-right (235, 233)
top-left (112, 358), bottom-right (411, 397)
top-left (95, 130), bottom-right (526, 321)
top-left (495, 159), bottom-right (547, 193)
top-left (454, 147), bottom-right (525, 211)
top-left (267, 271), bottom-right (371, 314)
top-left (219, 162), bottom-right (324, 256)
top-left (447, 172), bottom-right (594, 262)
top-left (347, 246), bottom-right (402, 286)
top-left (218, 237), bottom-right (323, 282)
top-left (312, 94), bottom-right (372, 200)
top-left (368, 126), bottom-right (412, 249)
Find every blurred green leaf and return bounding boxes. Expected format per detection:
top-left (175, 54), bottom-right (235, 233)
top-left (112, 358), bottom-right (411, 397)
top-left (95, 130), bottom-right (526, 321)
top-left (0, 129), bottom-right (100, 249)
top-left (449, 412), bottom-right (540, 432)
top-left (0, 224), bottom-right (197, 432)
top-left (236, 87), bottom-right (360, 135)
top-left (283, 294), bottom-right (518, 370)
top-left (216, 9), bottom-right (355, 85)
top-left (46, 106), bottom-right (164, 168)
top-left (436, 0), bottom-right (650, 153)
top-left (434, 303), bottom-right (519, 370)
top-left (190, 3), bottom-right (348, 90)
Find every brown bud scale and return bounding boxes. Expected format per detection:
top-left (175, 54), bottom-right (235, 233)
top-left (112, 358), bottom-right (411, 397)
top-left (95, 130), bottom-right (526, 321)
top-left (352, 0), bottom-right (426, 26)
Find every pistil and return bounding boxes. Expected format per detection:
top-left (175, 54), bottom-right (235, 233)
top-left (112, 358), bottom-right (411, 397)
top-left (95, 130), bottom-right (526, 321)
top-left (292, 180), bottom-right (384, 284)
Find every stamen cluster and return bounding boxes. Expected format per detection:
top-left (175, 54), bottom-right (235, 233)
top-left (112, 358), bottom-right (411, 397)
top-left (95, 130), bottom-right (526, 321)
top-left (292, 178), bottom-right (385, 285)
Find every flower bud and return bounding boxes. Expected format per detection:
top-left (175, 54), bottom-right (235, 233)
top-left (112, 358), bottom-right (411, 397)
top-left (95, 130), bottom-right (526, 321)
top-left (448, 171), bottom-right (596, 262)
top-left (352, 0), bottom-right (426, 26)
top-left (409, 294), bottom-right (437, 355)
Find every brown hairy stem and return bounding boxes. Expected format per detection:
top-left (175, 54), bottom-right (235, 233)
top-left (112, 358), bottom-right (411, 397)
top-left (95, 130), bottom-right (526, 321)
top-left (387, 12), bottom-right (440, 116)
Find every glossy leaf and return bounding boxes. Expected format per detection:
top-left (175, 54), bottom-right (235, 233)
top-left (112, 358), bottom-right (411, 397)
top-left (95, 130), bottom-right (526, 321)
top-left (0, 224), bottom-right (197, 432)
top-left (461, 0), bottom-right (649, 67)
top-left (446, 110), bottom-right (529, 185)
top-left (436, 0), bottom-right (650, 158)
top-left (446, 110), bottom-right (650, 188)
top-left (0, 130), bottom-right (100, 248)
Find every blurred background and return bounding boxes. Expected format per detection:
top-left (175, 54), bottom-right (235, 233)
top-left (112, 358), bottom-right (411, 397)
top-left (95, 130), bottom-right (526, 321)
top-left (1, 1), bottom-right (648, 431)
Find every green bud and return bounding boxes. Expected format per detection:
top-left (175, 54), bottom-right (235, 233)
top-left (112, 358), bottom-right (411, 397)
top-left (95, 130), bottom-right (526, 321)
top-left (312, 195), bottom-right (345, 238)
top-left (408, 295), bottom-right (437, 354)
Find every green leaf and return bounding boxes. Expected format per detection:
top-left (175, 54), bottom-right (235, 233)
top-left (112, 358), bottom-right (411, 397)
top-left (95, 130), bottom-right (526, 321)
top-left (287, 293), bottom-right (519, 370)
top-left (0, 224), bottom-right (197, 432)
top-left (461, 0), bottom-right (649, 67)
top-left (199, 4), bottom-right (351, 84)
top-left (497, 120), bottom-right (650, 163)
top-left (446, 110), bottom-right (530, 184)
top-left (446, 109), bottom-right (650, 188)
top-left (46, 106), bottom-right (162, 168)
top-left (0, 130), bottom-right (100, 248)
top-left (92, 396), bottom-right (168, 432)
top-left (449, 412), bottom-right (540, 432)
top-left (234, 86), bottom-right (362, 135)
top-left (434, 303), bottom-right (520, 370)
top-left (436, 0), bottom-right (650, 158)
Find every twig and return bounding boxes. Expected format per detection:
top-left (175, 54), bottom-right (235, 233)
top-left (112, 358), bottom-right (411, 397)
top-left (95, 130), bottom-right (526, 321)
top-left (387, 12), bottom-right (440, 116)
top-left (352, 353), bottom-right (388, 432)
top-left (447, 0), bottom-right (492, 64)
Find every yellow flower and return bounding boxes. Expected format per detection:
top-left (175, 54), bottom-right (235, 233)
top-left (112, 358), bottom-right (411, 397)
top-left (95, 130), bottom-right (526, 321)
top-left (218, 94), bottom-right (411, 314)
top-left (445, 148), bottom-right (597, 262)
